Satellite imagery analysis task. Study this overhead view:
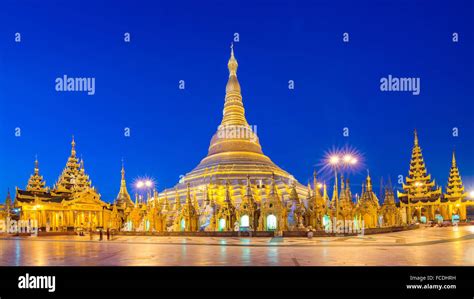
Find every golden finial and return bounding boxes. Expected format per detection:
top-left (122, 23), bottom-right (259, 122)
top-left (228, 43), bottom-right (238, 77)
top-left (121, 161), bottom-right (126, 181)
top-left (366, 170), bottom-right (372, 191)
top-left (34, 155), bottom-right (39, 174)
top-left (452, 150), bottom-right (457, 167)
top-left (414, 129), bottom-right (418, 146)
top-left (71, 135), bottom-right (76, 157)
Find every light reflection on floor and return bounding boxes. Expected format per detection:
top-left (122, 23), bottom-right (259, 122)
top-left (0, 226), bottom-right (472, 266)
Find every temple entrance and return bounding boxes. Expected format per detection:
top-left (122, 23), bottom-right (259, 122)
top-left (145, 220), bottom-right (150, 231)
top-left (323, 214), bottom-right (330, 229)
top-left (180, 218), bottom-right (185, 231)
top-left (452, 208), bottom-right (460, 223)
top-left (240, 215), bottom-right (249, 228)
top-left (218, 218), bottom-right (226, 231)
top-left (266, 215), bottom-right (277, 231)
top-left (411, 209), bottom-right (419, 223)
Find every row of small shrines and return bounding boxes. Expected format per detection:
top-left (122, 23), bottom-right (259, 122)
top-left (2, 167), bottom-right (468, 233)
top-left (1, 131), bottom-right (472, 233)
top-left (1, 172), bottom-right (403, 232)
top-left (117, 174), bottom-right (405, 232)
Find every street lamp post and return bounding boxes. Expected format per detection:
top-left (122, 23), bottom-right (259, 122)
top-left (136, 179), bottom-right (154, 204)
top-left (328, 153), bottom-right (358, 222)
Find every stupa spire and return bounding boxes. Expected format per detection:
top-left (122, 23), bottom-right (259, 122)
top-left (115, 160), bottom-right (133, 207)
top-left (414, 129), bottom-right (418, 147)
top-left (245, 175), bottom-right (253, 198)
top-left (444, 150), bottom-right (467, 201)
top-left (313, 170), bottom-right (321, 197)
top-left (71, 135), bottom-right (76, 157)
top-left (366, 171), bottom-right (372, 192)
top-left (34, 155), bottom-right (39, 175)
top-left (222, 44), bottom-right (248, 126)
top-left (174, 186), bottom-right (181, 210)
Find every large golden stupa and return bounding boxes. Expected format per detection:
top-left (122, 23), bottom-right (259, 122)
top-left (161, 47), bottom-right (306, 203)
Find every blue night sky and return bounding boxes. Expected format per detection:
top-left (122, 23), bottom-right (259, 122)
top-left (0, 0), bottom-right (473, 202)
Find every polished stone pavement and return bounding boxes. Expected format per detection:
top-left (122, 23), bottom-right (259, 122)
top-left (0, 226), bottom-right (473, 266)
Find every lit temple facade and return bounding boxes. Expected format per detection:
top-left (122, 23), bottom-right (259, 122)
top-left (6, 48), bottom-right (472, 234)
top-left (398, 131), bottom-right (472, 223)
top-left (13, 138), bottom-right (114, 231)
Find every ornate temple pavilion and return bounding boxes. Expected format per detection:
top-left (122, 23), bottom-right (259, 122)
top-left (13, 138), bottom-right (113, 231)
top-left (398, 130), bottom-right (472, 223)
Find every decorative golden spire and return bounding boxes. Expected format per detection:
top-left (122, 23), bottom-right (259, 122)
top-left (116, 160), bottom-right (133, 207)
top-left (26, 157), bottom-right (47, 192)
top-left (228, 43), bottom-right (238, 76)
top-left (224, 179), bottom-right (232, 203)
top-left (34, 155), bottom-right (39, 175)
top-left (323, 183), bottom-right (328, 201)
top-left (414, 129), bottom-right (418, 147)
top-left (71, 135), bottom-right (76, 157)
top-left (270, 172), bottom-right (278, 195)
top-left (185, 183), bottom-right (192, 204)
top-left (245, 175), bottom-right (253, 198)
top-left (366, 170), bottom-right (372, 192)
top-left (445, 150), bottom-right (467, 201)
top-left (222, 44), bottom-right (248, 126)
top-left (289, 180), bottom-right (299, 203)
top-left (313, 170), bottom-right (321, 197)
top-left (174, 186), bottom-right (181, 210)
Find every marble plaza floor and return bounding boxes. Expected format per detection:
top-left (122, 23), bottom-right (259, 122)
top-left (0, 226), bottom-right (473, 266)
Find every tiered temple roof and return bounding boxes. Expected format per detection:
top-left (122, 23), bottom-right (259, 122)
top-left (54, 137), bottom-right (92, 193)
top-left (26, 158), bottom-right (47, 192)
top-left (358, 173), bottom-right (380, 209)
top-left (15, 137), bottom-right (100, 206)
top-left (397, 130), bottom-right (442, 203)
top-left (444, 151), bottom-right (467, 202)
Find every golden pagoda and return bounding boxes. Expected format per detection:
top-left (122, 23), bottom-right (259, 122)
top-left (441, 151), bottom-right (468, 220)
top-left (115, 162), bottom-right (134, 209)
top-left (174, 183), bottom-right (199, 231)
top-left (334, 175), bottom-right (354, 222)
top-left (380, 185), bottom-right (403, 227)
top-left (306, 171), bottom-right (327, 230)
top-left (214, 180), bottom-right (237, 231)
top-left (235, 175), bottom-right (259, 230)
top-left (162, 46), bottom-right (307, 208)
top-left (258, 174), bottom-right (287, 231)
top-left (355, 173), bottom-right (379, 228)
